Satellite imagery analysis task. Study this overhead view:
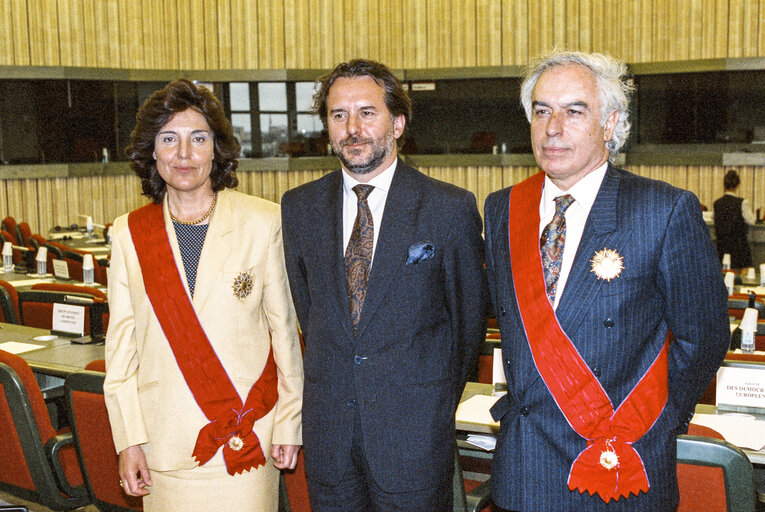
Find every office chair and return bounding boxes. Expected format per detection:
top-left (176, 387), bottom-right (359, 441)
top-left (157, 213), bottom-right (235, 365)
top-left (1, 218), bottom-right (18, 244)
top-left (65, 370), bottom-right (143, 511)
top-left (17, 290), bottom-right (108, 338)
top-left (16, 223), bottom-right (31, 248)
top-left (0, 350), bottom-right (88, 510)
top-left (0, 280), bottom-right (19, 324)
top-left (677, 433), bottom-right (756, 512)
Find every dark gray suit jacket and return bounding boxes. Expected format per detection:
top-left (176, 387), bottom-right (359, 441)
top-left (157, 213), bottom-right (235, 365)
top-left (281, 160), bottom-right (488, 492)
top-left (484, 166), bottom-right (729, 511)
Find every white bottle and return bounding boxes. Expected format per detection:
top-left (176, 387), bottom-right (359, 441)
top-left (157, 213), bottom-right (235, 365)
top-left (722, 253), bottom-right (731, 271)
top-left (2, 242), bottom-right (13, 273)
top-left (86, 216), bottom-right (94, 236)
top-left (740, 295), bottom-right (759, 353)
top-left (724, 272), bottom-right (736, 296)
top-left (83, 253), bottom-right (94, 285)
top-left (35, 247), bottom-right (48, 276)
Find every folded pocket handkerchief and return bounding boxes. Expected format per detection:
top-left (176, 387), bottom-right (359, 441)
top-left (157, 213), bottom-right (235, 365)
top-left (406, 242), bottom-right (435, 265)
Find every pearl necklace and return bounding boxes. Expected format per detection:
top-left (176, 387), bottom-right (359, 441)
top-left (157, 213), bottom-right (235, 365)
top-left (170, 193), bottom-right (218, 225)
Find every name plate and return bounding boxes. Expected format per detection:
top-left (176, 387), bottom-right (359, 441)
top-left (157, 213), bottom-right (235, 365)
top-left (52, 303), bottom-right (86, 336)
top-left (52, 259), bottom-right (70, 279)
top-left (716, 365), bottom-right (765, 409)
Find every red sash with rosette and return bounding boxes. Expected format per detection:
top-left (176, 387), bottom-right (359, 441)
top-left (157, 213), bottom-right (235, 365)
top-left (128, 203), bottom-right (278, 475)
top-left (508, 172), bottom-right (669, 502)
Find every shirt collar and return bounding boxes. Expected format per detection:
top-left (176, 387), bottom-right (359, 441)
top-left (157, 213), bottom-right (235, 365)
top-left (542, 162), bottom-right (609, 214)
top-left (342, 158), bottom-right (398, 195)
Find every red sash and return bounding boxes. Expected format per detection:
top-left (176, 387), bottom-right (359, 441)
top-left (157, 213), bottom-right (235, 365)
top-left (128, 203), bottom-right (278, 475)
top-left (508, 172), bottom-right (668, 502)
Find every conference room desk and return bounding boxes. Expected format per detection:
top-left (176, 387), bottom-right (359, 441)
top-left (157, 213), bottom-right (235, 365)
top-left (0, 268), bottom-right (107, 295)
top-left (0, 322), bottom-right (104, 395)
top-left (47, 230), bottom-right (111, 257)
top-left (457, 382), bottom-right (765, 467)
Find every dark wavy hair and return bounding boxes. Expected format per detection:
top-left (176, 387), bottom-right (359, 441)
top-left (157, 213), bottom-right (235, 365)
top-left (312, 59), bottom-right (412, 139)
top-left (724, 169), bottom-right (740, 191)
top-left (125, 79), bottom-right (240, 203)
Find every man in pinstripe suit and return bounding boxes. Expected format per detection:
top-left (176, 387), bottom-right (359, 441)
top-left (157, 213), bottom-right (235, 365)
top-left (484, 51), bottom-right (729, 511)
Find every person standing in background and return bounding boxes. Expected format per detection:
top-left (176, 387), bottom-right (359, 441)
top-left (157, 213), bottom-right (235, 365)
top-left (714, 169), bottom-right (756, 271)
top-left (281, 59), bottom-right (488, 512)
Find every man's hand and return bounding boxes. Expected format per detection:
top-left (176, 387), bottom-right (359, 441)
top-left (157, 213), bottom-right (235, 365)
top-left (119, 445), bottom-right (152, 496)
top-left (271, 444), bottom-right (300, 470)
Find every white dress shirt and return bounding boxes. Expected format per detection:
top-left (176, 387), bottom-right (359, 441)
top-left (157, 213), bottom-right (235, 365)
top-left (342, 158), bottom-right (397, 269)
top-left (539, 162), bottom-right (608, 309)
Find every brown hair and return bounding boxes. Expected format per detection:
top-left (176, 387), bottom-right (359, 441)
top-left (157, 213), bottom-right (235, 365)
top-left (312, 59), bottom-right (411, 138)
top-left (125, 79), bottom-right (240, 203)
top-left (724, 169), bottom-right (740, 191)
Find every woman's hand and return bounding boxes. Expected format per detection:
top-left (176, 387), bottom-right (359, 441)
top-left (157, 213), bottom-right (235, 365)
top-left (119, 445), bottom-right (153, 496)
top-left (271, 444), bottom-right (300, 470)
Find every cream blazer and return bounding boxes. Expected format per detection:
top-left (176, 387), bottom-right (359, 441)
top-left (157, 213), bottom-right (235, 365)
top-left (104, 188), bottom-right (303, 471)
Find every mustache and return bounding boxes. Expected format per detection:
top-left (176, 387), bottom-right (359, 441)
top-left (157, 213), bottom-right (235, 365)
top-left (340, 136), bottom-right (374, 147)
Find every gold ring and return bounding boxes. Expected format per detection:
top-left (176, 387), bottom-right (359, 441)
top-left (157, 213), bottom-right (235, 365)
top-left (119, 480), bottom-right (124, 487)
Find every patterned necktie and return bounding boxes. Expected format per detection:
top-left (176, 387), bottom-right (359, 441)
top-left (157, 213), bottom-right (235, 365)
top-left (540, 194), bottom-right (575, 304)
top-left (345, 185), bottom-right (375, 334)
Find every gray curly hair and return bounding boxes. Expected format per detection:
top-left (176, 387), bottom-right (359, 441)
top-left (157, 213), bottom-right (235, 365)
top-left (520, 51), bottom-right (634, 161)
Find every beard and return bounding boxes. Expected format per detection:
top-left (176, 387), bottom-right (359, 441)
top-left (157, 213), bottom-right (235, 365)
top-left (332, 124), bottom-right (397, 176)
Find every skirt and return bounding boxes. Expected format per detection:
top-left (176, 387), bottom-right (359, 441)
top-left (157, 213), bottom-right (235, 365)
top-left (143, 457), bottom-right (279, 512)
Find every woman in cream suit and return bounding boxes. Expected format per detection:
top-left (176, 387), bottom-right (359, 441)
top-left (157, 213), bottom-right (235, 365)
top-left (104, 79), bottom-right (303, 511)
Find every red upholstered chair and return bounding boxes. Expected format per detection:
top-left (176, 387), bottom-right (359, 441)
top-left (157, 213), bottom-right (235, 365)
top-left (65, 369), bottom-right (143, 511)
top-left (455, 448), bottom-right (492, 512)
top-left (31, 283), bottom-right (109, 333)
top-left (677, 424), bottom-right (755, 512)
top-left (18, 289), bottom-right (107, 336)
top-left (16, 222), bottom-right (31, 248)
top-left (1, 217), bottom-right (18, 244)
top-left (0, 350), bottom-right (88, 509)
top-left (85, 359), bottom-right (106, 373)
top-left (0, 230), bottom-right (24, 264)
top-left (0, 279), bottom-right (19, 324)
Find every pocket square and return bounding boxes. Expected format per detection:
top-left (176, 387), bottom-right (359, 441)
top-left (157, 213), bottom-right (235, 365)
top-left (406, 242), bottom-right (435, 265)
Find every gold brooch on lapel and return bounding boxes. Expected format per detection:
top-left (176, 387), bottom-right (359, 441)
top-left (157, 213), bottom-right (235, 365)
top-left (590, 248), bottom-right (624, 281)
top-left (232, 272), bottom-right (253, 300)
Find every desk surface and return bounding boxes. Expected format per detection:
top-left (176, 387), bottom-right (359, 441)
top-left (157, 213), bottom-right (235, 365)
top-left (0, 322), bottom-right (104, 377)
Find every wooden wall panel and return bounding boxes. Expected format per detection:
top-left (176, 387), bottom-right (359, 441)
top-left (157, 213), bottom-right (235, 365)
top-left (3, 0), bottom-right (765, 68)
top-left (1, 164), bottom-right (764, 235)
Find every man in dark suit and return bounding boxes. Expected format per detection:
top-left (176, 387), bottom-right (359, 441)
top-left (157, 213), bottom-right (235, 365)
top-left (281, 59), bottom-right (488, 511)
top-left (484, 51), bottom-right (729, 511)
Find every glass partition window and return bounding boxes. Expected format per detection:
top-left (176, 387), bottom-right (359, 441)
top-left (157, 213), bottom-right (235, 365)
top-left (257, 82), bottom-right (288, 157)
top-left (229, 82), bottom-right (252, 157)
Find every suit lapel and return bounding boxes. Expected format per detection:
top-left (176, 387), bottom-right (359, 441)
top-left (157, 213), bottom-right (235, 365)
top-left (555, 165), bottom-right (621, 334)
top-left (310, 171), bottom-right (356, 340)
top-left (191, 189), bottom-right (233, 311)
top-left (356, 162), bottom-right (420, 337)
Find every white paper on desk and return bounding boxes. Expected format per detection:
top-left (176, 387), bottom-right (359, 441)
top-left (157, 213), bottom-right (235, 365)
top-left (465, 434), bottom-right (497, 451)
top-left (52, 259), bottom-right (70, 279)
top-left (0, 341), bottom-right (44, 355)
top-left (456, 395), bottom-right (500, 428)
top-left (691, 412), bottom-right (765, 450)
top-left (492, 347), bottom-right (506, 386)
top-left (7, 278), bottom-right (55, 288)
top-left (740, 286), bottom-right (765, 296)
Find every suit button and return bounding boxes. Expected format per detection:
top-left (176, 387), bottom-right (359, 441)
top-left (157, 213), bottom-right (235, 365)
top-left (500, 307), bottom-right (506, 316)
top-left (593, 367), bottom-right (601, 377)
top-left (347, 399), bottom-right (356, 407)
top-left (354, 355), bottom-right (363, 365)
top-left (603, 318), bottom-right (615, 328)
top-left (520, 406), bottom-right (530, 416)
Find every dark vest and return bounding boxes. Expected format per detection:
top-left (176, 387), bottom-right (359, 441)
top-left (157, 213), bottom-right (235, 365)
top-left (714, 194), bottom-right (751, 267)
